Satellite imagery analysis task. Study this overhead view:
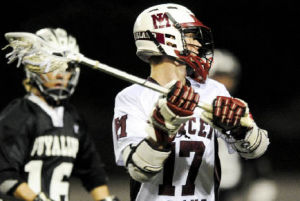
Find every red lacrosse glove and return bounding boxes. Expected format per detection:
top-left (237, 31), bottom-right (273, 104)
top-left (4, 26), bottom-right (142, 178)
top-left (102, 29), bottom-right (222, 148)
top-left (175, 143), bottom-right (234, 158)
top-left (166, 81), bottom-right (200, 116)
top-left (212, 96), bottom-right (253, 139)
top-left (150, 80), bottom-right (200, 144)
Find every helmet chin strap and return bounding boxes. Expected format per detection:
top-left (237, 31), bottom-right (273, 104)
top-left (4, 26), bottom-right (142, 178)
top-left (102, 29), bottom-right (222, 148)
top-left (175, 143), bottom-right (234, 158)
top-left (27, 76), bottom-right (70, 107)
top-left (44, 94), bottom-right (69, 107)
top-left (146, 30), bottom-right (166, 55)
top-left (186, 65), bottom-right (195, 76)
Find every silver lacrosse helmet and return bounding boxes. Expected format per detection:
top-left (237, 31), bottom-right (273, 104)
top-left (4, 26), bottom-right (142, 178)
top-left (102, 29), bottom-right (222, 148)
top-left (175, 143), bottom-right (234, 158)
top-left (25, 28), bottom-right (80, 105)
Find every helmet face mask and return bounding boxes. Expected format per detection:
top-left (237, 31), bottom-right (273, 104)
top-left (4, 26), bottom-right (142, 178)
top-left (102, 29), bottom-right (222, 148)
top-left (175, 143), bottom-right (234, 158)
top-left (178, 27), bottom-right (214, 83)
top-left (26, 64), bottom-right (80, 105)
top-left (133, 3), bottom-right (214, 83)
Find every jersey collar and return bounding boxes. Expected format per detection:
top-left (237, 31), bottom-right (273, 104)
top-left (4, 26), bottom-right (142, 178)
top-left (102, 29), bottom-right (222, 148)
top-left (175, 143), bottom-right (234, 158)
top-left (27, 93), bottom-right (65, 127)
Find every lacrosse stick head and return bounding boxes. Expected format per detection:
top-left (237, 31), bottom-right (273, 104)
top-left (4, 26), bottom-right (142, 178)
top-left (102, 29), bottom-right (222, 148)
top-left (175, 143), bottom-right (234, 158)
top-left (3, 28), bottom-right (80, 74)
top-left (3, 28), bottom-right (81, 106)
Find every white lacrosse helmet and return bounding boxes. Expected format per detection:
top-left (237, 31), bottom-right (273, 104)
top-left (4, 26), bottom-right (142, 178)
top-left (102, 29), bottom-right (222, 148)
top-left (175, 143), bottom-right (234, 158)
top-left (209, 48), bottom-right (241, 94)
top-left (133, 3), bottom-right (214, 83)
top-left (209, 49), bottom-right (241, 77)
top-left (26, 28), bottom-right (81, 105)
top-left (35, 28), bottom-right (79, 56)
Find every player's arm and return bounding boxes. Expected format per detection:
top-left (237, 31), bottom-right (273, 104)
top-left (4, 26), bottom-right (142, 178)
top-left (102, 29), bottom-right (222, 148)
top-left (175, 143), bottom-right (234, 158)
top-left (0, 107), bottom-right (53, 201)
top-left (13, 182), bottom-right (36, 201)
top-left (0, 109), bottom-right (29, 199)
top-left (90, 185), bottom-right (120, 201)
top-left (122, 81), bottom-right (199, 182)
top-left (13, 183), bottom-right (53, 201)
top-left (201, 96), bottom-right (270, 159)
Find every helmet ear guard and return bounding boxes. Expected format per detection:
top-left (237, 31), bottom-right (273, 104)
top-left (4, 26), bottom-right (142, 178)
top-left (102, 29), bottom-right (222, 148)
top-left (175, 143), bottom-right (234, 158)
top-left (133, 3), bottom-right (214, 83)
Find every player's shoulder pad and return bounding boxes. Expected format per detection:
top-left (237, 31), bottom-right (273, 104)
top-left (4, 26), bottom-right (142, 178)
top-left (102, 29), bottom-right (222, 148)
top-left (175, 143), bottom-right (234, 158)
top-left (116, 84), bottom-right (146, 97)
top-left (206, 78), bottom-right (228, 90)
top-left (115, 84), bottom-right (148, 105)
top-left (206, 78), bottom-right (230, 96)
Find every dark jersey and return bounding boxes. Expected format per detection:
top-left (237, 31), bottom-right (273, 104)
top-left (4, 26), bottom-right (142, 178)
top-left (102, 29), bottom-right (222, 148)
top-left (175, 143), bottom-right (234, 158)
top-left (0, 96), bottom-right (107, 201)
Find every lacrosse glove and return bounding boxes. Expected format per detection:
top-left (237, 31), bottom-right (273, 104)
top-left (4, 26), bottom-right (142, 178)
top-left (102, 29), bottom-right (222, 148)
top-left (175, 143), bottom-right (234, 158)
top-left (149, 80), bottom-right (199, 145)
top-left (201, 96), bottom-right (269, 158)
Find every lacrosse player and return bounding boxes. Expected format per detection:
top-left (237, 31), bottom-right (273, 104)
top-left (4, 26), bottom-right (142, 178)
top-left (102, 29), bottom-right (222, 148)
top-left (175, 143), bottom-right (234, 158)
top-left (112, 3), bottom-right (270, 201)
top-left (0, 28), bottom-right (119, 201)
top-left (210, 49), bottom-right (278, 201)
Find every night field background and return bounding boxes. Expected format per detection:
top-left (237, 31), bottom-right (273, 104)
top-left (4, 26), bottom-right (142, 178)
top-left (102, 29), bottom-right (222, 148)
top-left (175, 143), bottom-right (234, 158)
top-left (0, 0), bottom-right (299, 200)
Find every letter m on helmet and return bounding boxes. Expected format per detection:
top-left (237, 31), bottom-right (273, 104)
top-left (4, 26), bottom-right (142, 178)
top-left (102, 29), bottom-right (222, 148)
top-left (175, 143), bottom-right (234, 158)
top-left (151, 13), bottom-right (171, 29)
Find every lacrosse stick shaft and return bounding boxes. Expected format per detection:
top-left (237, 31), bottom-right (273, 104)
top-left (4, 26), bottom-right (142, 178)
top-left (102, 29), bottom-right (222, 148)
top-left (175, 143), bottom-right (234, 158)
top-left (81, 55), bottom-right (169, 93)
top-left (70, 54), bottom-right (205, 109)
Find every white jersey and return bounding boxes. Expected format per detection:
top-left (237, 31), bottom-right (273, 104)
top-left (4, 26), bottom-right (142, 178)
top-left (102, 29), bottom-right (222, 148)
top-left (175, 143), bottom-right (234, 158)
top-left (112, 77), bottom-right (230, 201)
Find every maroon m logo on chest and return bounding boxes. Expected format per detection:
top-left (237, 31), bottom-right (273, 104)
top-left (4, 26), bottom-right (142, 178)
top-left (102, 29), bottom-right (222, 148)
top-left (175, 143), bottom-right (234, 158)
top-left (151, 13), bottom-right (171, 29)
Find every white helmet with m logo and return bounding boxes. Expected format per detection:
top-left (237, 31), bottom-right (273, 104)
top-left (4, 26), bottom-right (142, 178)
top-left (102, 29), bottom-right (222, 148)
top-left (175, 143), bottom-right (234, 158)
top-left (133, 3), bottom-right (214, 83)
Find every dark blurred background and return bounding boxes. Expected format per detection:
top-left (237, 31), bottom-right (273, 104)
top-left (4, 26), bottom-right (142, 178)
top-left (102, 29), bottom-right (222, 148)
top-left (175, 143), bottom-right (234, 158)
top-left (0, 0), bottom-right (299, 200)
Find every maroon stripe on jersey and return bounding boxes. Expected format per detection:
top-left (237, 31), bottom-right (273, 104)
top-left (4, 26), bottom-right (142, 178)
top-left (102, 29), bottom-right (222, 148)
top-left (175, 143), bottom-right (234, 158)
top-left (214, 137), bottom-right (221, 201)
top-left (130, 178), bottom-right (142, 201)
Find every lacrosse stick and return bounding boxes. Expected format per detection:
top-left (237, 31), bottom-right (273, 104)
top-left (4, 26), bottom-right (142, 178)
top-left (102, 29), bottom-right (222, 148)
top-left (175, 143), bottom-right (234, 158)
top-left (3, 32), bottom-right (70, 74)
top-left (3, 32), bottom-right (207, 109)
